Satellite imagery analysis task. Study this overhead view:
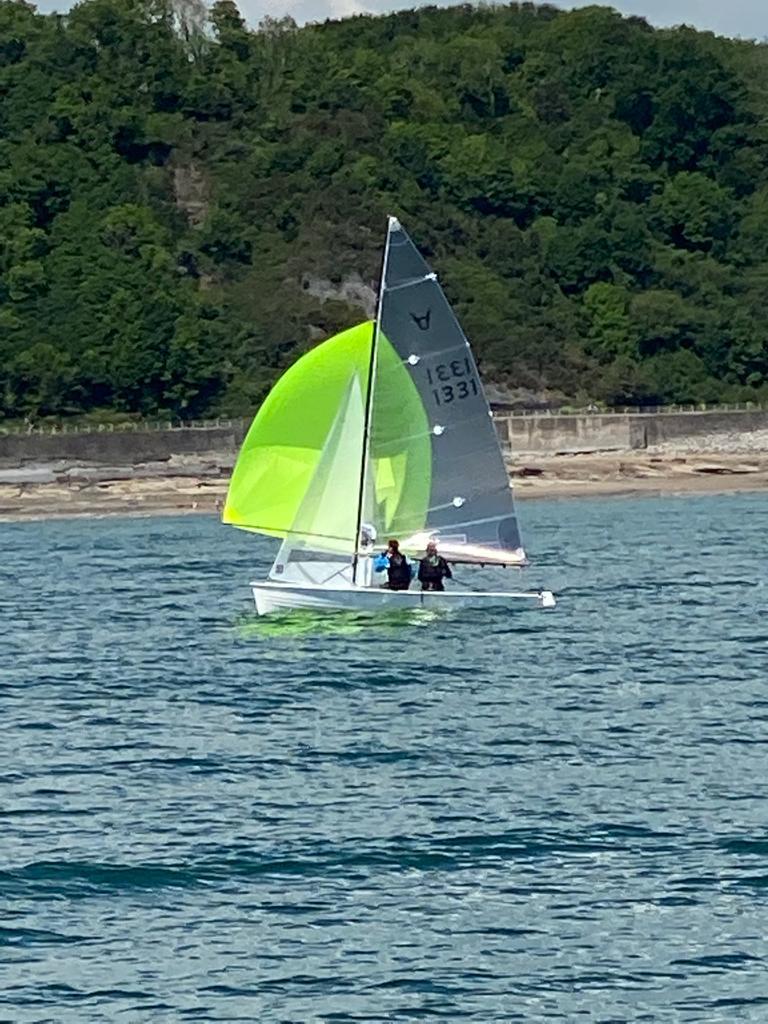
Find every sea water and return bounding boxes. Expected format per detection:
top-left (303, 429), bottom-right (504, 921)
top-left (1, 493), bottom-right (766, 1022)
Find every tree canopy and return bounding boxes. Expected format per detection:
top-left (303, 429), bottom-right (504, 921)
top-left (2, 0), bottom-right (768, 419)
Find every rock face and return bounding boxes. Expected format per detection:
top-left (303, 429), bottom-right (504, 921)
top-left (301, 272), bottom-right (376, 319)
top-left (172, 161), bottom-right (210, 227)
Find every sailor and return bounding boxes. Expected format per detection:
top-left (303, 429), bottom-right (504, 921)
top-left (418, 541), bottom-right (452, 592)
top-left (374, 539), bottom-right (413, 591)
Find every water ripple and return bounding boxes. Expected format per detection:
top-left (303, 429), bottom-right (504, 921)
top-left (2, 494), bottom-right (767, 1021)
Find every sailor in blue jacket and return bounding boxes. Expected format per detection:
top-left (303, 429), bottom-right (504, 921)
top-left (373, 539), bottom-right (413, 590)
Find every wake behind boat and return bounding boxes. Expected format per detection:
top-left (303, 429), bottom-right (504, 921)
top-left (223, 217), bottom-right (555, 615)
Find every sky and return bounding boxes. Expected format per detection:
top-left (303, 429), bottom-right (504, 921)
top-left (30, 0), bottom-right (767, 41)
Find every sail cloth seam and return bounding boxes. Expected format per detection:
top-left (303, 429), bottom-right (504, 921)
top-left (372, 412), bottom-right (506, 446)
top-left (391, 510), bottom-right (518, 535)
top-left (232, 525), bottom-right (358, 543)
top-left (421, 511), bottom-right (518, 531)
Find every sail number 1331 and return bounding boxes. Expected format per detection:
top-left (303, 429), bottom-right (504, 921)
top-left (426, 357), bottom-right (479, 406)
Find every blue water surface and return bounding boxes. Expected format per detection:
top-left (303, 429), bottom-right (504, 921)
top-left (1, 493), bottom-right (767, 1022)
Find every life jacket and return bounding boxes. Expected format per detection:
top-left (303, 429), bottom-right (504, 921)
top-left (419, 555), bottom-right (448, 582)
top-left (387, 552), bottom-right (411, 587)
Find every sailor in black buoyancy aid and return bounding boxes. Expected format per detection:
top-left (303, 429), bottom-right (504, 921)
top-left (418, 541), bottom-right (453, 592)
top-left (373, 539), bottom-right (413, 591)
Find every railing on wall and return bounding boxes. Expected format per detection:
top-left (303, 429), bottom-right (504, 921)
top-left (491, 401), bottom-right (768, 417)
top-left (1, 402), bottom-right (767, 435)
top-left (0, 417), bottom-right (249, 436)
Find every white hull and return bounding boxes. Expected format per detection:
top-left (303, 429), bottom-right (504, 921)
top-left (250, 580), bottom-right (556, 615)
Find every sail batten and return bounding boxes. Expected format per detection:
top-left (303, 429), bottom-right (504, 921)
top-left (384, 272), bottom-right (437, 293)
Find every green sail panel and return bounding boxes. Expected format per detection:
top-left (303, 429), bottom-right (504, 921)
top-left (223, 321), bottom-right (431, 546)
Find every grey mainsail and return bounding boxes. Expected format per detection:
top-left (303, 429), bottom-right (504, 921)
top-left (374, 217), bottom-right (524, 563)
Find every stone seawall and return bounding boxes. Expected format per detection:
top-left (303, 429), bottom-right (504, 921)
top-left (500, 410), bottom-right (768, 455)
top-left (639, 411), bottom-right (768, 454)
top-left (500, 414), bottom-right (632, 453)
top-left (0, 424), bottom-right (249, 467)
top-left (2, 409), bottom-right (768, 468)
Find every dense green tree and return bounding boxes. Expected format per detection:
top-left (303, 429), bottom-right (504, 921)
top-left (650, 172), bottom-right (736, 253)
top-left (583, 282), bottom-right (633, 363)
top-left (2, 0), bottom-right (768, 419)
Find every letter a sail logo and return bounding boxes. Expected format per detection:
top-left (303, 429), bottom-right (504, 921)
top-left (410, 309), bottom-right (431, 332)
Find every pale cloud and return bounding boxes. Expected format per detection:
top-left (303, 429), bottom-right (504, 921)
top-left (245, 0), bottom-right (371, 22)
top-left (29, 0), bottom-right (768, 40)
top-left (328, 0), bottom-right (372, 15)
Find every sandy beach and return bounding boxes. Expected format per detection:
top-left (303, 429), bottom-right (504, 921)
top-left (1, 450), bottom-right (767, 521)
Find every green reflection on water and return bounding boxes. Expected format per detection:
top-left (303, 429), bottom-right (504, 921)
top-left (233, 605), bottom-right (450, 640)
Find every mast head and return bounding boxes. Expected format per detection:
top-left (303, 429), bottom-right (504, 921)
top-left (387, 215), bottom-right (401, 232)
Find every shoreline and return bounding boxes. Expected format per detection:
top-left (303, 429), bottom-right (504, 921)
top-left (1, 451), bottom-right (767, 522)
top-left (509, 451), bottom-right (768, 501)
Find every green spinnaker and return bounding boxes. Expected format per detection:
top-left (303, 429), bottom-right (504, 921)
top-left (223, 321), bottom-right (431, 545)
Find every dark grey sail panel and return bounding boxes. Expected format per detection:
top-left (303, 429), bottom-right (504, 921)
top-left (386, 223), bottom-right (432, 287)
top-left (380, 218), bottom-right (523, 558)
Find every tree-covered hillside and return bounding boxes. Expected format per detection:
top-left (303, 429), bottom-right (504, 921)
top-left (2, 0), bottom-right (768, 419)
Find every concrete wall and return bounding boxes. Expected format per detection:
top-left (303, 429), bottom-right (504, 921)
top-left (500, 414), bottom-right (632, 454)
top-left (0, 424), bottom-right (249, 466)
top-left (500, 409), bottom-right (768, 455)
top-left (640, 410), bottom-right (768, 447)
top-left (3, 408), bottom-right (768, 465)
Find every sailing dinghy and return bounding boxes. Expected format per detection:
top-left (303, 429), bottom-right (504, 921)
top-left (223, 217), bottom-right (555, 615)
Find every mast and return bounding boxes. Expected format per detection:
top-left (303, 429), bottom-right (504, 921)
top-left (351, 216), bottom-right (393, 585)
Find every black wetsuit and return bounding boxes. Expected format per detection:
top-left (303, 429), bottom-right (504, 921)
top-left (386, 553), bottom-right (412, 591)
top-left (418, 555), bottom-right (452, 592)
